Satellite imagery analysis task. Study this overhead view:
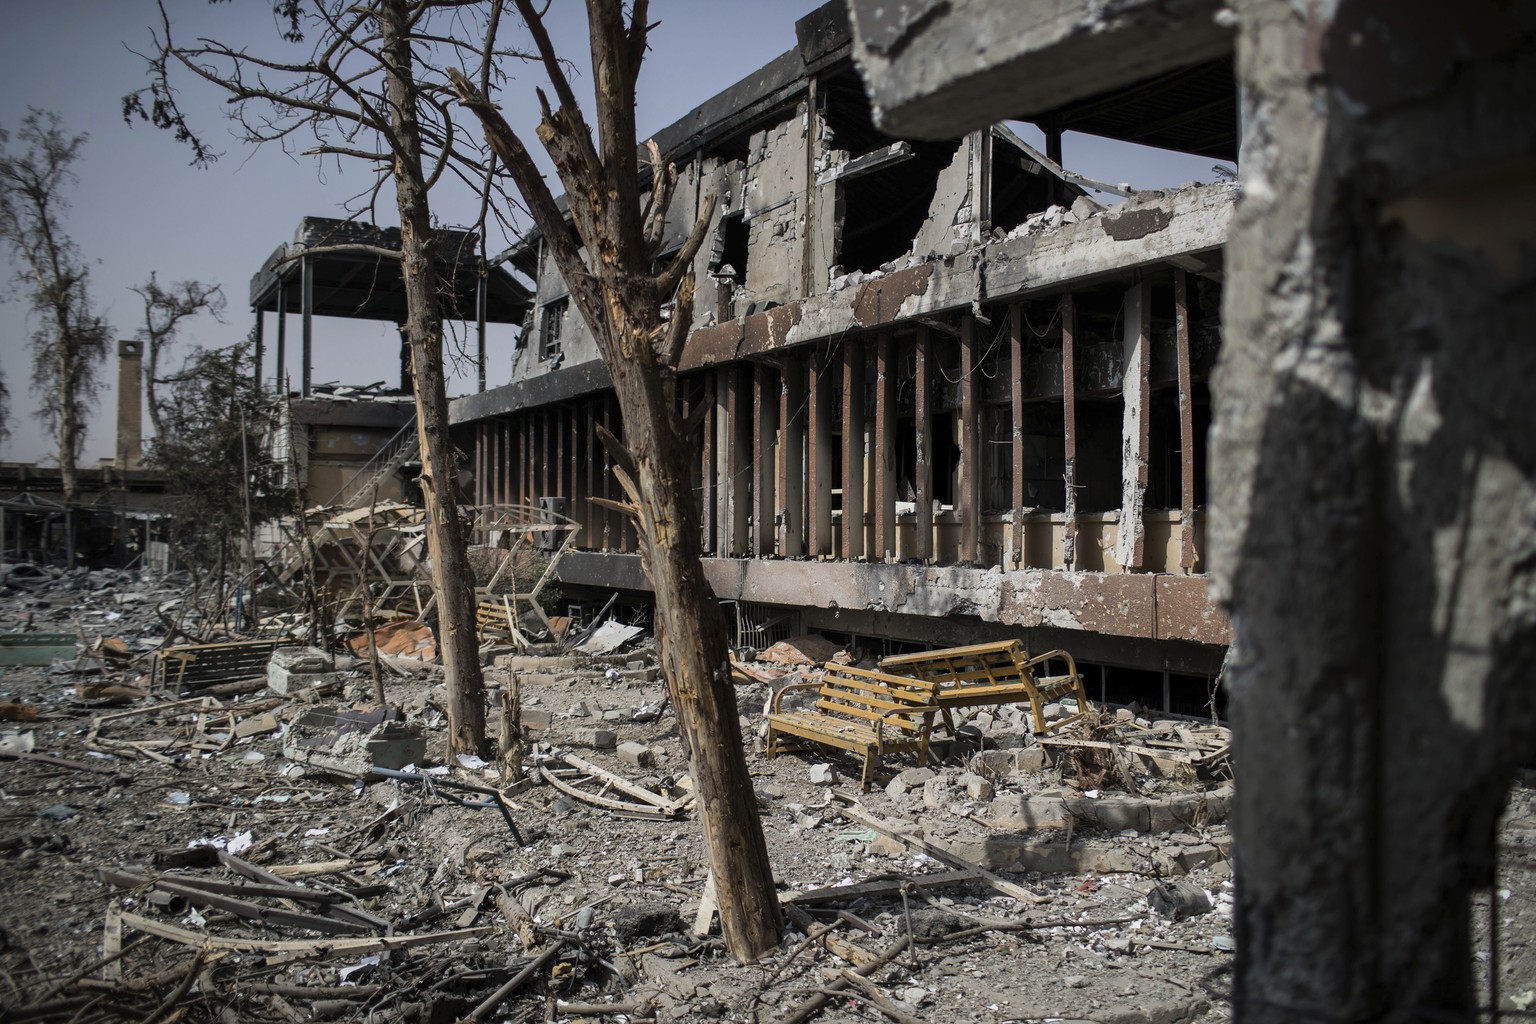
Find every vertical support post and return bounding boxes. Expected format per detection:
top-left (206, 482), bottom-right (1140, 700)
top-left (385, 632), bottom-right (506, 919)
top-left (300, 253), bottom-right (313, 398)
top-left (601, 400), bottom-right (615, 551)
top-left (253, 311), bottom-right (265, 391)
top-left (914, 326), bottom-right (933, 563)
top-left (1062, 293), bottom-right (1078, 570)
top-left (1175, 269), bottom-right (1197, 574)
top-left (801, 74), bottom-right (819, 299)
top-left (585, 401), bottom-right (598, 548)
top-left (1009, 304), bottom-right (1025, 567)
top-left (727, 367), bottom-right (752, 556)
top-left (1115, 280), bottom-right (1151, 572)
top-left (700, 380), bottom-right (715, 553)
top-left (959, 313), bottom-right (981, 565)
top-left (538, 408), bottom-right (550, 506)
top-left (753, 363), bottom-right (779, 556)
top-left (275, 281), bottom-right (287, 392)
top-left (808, 351), bottom-right (835, 558)
top-left (714, 368), bottom-right (731, 555)
top-left (476, 422), bottom-right (486, 506)
top-left (968, 129), bottom-right (993, 244)
top-left (779, 358), bottom-right (806, 557)
top-left (841, 340), bottom-right (866, 561)
top-left (874, 333), bottom-right (897, 561)
top-left (476, 268), bottom-right (488, 393)
top-left (568, 405), bottom-right (579, 537)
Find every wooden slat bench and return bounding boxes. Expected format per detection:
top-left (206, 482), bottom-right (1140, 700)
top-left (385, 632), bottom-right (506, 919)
top-left (879, 639), bottom-right (1091, 736)
top-left (766, 663), bottom-right (941, 790)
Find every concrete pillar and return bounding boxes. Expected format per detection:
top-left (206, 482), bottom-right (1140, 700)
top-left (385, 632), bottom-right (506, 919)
top-left (1115, 280), bottom-right (1150, 571)
top-left (1211, 2), bottom-right (1536, 1018)
top-left (115, 340), bottom-right (144, 470)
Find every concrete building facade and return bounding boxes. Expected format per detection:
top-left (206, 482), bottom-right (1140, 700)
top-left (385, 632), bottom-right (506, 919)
top-left (451, 2), bottom-right (1238, 714)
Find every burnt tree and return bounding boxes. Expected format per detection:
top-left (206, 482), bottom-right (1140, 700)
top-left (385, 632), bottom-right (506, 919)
top-left (130, 0), bottom-right (531, 755)
top-left (449, 0), bottom-right (783, 961)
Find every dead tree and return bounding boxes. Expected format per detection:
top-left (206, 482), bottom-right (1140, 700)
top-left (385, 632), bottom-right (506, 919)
top-left (132, 272), bottom-right (224, 446)
top-left (449, 0), bottom-right (783, 961)
top-left (129, 0), bottom-right (531, 755)
top-left (0, 110), bottom-right (111, 503)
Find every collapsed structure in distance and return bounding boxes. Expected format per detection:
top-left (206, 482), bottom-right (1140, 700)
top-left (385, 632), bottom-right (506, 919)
top-left (445, 1), bottom-right (1236, 715)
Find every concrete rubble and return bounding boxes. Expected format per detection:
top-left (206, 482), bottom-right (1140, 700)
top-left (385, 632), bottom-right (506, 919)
top-left (0, 565), bottom-right (1530, 1024)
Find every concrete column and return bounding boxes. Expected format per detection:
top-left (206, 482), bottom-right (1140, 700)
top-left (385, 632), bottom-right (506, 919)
top-left (300, 254), bottom-right (314, 398)
top-left (958, 314), bottom-right (981, 565)
top-left (913, 326), bottom-right (934, 563)
top-left (115, 340), bottom-right (144, 470)
top-left (1115, 280), bottom-right (1150, 571)
top-left (1210, 2), bottom-right (1536, 1018)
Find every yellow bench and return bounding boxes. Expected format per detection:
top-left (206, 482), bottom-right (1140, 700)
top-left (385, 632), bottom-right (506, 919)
top-left (766, 663), bottom-right (941, 791)
top-left (879, 639), bottom-right (1091, 736)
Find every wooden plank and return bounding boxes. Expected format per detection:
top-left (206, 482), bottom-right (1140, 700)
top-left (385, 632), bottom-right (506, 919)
top-left (833, 801), bottom-right (1049, 905)
top-left (782, 869), bottom-right (983, 905)
top-left (118, 912), bottom-right (489, 957)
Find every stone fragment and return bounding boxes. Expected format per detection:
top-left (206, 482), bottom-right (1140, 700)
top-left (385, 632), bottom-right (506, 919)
top-left (808, 763), bottom-right (839, 786)
top-left (1014, 746), bottom-right (1048, 772)
top-left (617, 741), bottom-right (654, 767)
top-left (886, 766), bottom-right (936, 799)
top-left (571, 728), bottom-right (617, 749)
top-left (960, 773), bottom-right (994, 801)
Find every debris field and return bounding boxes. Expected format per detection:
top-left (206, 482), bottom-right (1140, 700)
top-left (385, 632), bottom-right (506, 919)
top-left (1, 565), bottom-right (1532, 1023)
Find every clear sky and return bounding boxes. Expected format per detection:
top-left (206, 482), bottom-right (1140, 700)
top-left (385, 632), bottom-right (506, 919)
top-left (0, 1), bottom-right (1217, 467)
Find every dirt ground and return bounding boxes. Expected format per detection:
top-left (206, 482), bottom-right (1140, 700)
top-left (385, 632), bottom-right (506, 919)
top-left (0, 566), bottom-right (1531, 1023)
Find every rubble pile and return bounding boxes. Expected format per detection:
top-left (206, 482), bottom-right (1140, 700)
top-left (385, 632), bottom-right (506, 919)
top-left (1, 573), bottom-right (1531, 1022)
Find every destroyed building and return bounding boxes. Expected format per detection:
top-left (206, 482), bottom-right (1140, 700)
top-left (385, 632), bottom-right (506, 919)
top-left (449, 2), bottom-right (1236, 716)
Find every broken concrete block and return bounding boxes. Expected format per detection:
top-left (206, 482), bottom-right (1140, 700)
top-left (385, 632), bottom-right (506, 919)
top-left (885, 766), bottom-right (936, 800)
top-left (1176, 843), bottom-right (1221, 872)
top-left (922, 777), bottom-right (955, 809)
top-left (282, 705), bottom-right (424, 776)
top-left (233, 712), bottom-right (279, 739)
top-left (808, 763), bottom-right (839, 786)
top-left (617, 741), bottom-right (654, 767)
top-left (1014, 746), bottom-right (1048, 772)
top-left (971, 750), bottom-right (1016, 777)
top-left (520, 708), bottom-right (553, 729)
top-left (1042, 703), bottom-right (1066, 722)
top-left (267, 646), bottom-right (334, 695)
top-left (988, 793), bottom-right (1069, 829)
top-left (571, 728), bottom-right (617, 749)
top-left (870, 833), bottom-right (908, 858)
top-left (960, 773), bottom-right (994, 801)
top-left (602, 709), bottom-right (624, 723)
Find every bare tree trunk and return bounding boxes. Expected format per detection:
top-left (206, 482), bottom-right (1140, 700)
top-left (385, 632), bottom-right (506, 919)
top-left (57, 339), bottom-right (79, 504)
top-left (380, 0), bottom-right (487, 756)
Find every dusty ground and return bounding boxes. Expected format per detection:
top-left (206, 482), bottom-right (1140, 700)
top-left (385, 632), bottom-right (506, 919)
top-left (0, 566), bottom-right (1531, 1023)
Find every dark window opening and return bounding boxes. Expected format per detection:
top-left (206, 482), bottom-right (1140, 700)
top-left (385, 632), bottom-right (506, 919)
top-left (1147, 387), bottom-right (1182, 511)
top-left (990, 133), bottom-right (1082, 231)
top-left (539, 298), bottom-right (567, 361)
top-left (1074, 398), bottom-right (1123, 512)
top-left (1018, 401), bottom-right (1066, 511)
top-left (836, 140), bottom-right (962, 274)
top-left (1169, 671), bottom-right (1225, 719)
top-left (1102, 665), bottom-right (1165, 711)
top-left (1192, 382), bottom-right (1212, 508)
top-left (711, 214), bottom-right (748, 286)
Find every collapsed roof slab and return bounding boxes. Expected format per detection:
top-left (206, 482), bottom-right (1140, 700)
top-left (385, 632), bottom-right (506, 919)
top-left (847, 0), bottom-right (1235, 147)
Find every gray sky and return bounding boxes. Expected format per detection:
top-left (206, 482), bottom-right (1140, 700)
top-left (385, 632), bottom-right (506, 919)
top-left (0, 1), bottom-right (1217, 467)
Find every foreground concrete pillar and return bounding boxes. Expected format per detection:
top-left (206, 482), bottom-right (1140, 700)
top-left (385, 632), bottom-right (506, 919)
top-left (1211, 2), bottom-right (1536, 1019)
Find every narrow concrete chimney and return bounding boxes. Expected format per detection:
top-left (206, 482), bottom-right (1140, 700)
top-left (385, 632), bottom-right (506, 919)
top-left (116, 339), bottom-right (144, 470)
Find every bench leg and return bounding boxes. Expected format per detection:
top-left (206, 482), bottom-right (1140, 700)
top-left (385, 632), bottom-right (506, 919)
top-left (861, 750), bottom-right (876, 792)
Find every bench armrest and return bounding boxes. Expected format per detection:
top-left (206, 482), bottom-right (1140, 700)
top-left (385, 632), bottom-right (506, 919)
top-left (770, 679), bottom-right (825, 715)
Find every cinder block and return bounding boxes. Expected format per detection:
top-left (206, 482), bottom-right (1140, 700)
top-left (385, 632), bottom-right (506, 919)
top-left (571, 728), bottom-right (617, 749)
top-left (617, 741), bottom-right (654, 767)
